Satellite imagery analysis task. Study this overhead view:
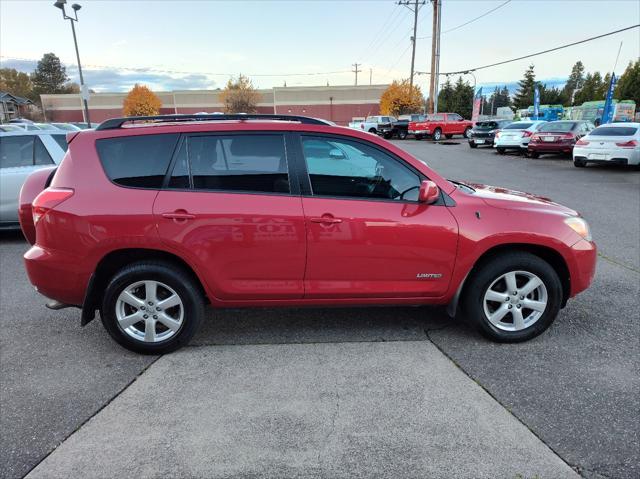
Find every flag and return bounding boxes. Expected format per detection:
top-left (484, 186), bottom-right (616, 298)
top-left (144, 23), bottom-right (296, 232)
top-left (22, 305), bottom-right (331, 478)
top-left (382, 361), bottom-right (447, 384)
top-left (601, 73), bottom-right (617, 124)
top-left (533, 84), bottom-right (540, 120)
top-left (471, 87), bottom-right (482, 122)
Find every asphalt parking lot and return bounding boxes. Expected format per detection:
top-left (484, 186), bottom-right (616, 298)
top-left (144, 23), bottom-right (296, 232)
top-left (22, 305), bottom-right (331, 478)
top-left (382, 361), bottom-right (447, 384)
top-left (1, 139), bottom-right (638, 479)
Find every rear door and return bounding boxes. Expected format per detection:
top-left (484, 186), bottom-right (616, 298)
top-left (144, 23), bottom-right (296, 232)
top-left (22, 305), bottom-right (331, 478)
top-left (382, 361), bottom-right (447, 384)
top-left (293, 134), bottom-right (458, 299)
top-left (0, 135), bottom-right (55, 223)
top-left (153, 132), bottom-right (307, 301)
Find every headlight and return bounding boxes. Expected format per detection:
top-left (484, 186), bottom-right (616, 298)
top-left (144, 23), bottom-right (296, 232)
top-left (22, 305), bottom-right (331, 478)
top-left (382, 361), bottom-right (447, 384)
top-left (565, 217), bottom-right (592, 241)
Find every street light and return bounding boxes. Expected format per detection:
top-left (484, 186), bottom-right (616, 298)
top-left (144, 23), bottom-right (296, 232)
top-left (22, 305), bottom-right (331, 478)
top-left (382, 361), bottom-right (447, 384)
top-left (53, 0), bottom-right (90, 125)
top-left (462, 70), bottom-right (478, 118)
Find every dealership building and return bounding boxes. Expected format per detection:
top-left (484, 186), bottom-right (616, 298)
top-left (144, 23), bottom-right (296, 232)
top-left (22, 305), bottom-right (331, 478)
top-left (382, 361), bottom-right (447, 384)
top-left (41, 84), bottom-right (388, 125)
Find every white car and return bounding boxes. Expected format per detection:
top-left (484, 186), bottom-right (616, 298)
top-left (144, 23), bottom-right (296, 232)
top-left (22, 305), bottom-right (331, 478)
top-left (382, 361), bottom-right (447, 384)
top-left (573, 122), bottom-right (640, 167)
top-left (494, 120), bottom-right (547, 154)
top-left (348, 115), bottom-right (396, 135)
top-left (0, 130), bottom-right (67, 228)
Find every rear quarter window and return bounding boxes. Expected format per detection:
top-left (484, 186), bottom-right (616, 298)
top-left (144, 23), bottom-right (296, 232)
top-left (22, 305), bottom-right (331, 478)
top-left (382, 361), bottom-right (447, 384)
top-left (51, 134), bottom-right (69, 152)
top-left (96, 134), bottom-right (179, 188)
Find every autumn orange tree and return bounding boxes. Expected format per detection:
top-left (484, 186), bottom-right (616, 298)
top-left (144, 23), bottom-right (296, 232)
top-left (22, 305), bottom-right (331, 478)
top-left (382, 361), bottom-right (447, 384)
top-left (122, 84), bottom-right (162, 117)
top-left (379, 80), bottom-right (424, 117)
top-left (219, 74), bottom-right (261, 113)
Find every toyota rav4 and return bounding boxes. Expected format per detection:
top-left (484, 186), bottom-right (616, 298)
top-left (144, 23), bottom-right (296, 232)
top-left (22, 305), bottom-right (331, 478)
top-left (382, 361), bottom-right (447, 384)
top-left (19, 114), bottom-right (596, 353)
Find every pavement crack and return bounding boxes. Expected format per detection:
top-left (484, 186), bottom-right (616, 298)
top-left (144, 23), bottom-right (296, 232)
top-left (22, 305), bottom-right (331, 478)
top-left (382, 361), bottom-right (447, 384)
top-left (597, 252), bottom-right (640, 274)
top-left (317, 384), bottom-right (340, 467)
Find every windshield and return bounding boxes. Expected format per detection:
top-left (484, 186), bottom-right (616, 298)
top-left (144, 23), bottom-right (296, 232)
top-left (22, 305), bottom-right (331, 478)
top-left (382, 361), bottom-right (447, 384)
top-left (590, 126), bottom-right (638, 136)
top-left (538, 122), bottom-right (576, 133)
top-left (475, 122), bottom-right (498, 129)
top-left (503, 122), bottom-right (533, 130)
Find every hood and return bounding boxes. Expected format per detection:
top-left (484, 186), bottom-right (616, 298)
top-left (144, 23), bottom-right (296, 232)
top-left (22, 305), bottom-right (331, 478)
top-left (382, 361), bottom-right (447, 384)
top-left (468, 183), bottom-right (578, 216)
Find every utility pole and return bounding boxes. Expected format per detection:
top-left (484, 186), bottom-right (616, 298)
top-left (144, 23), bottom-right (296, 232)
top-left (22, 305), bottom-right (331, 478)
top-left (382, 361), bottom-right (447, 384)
top-left (352, 63), bottom-right (362, 86)
top-left (369, 68), bottom-right (372, 85)
top-left (427, 0), bottom-right (441, 113)
top-left (398, 0), bottom-right (425, 89)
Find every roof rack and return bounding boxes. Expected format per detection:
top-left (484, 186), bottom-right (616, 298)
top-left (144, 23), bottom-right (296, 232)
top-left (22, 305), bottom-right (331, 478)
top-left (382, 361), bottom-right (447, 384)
top-left (95, 114), bottom-right (330, 131)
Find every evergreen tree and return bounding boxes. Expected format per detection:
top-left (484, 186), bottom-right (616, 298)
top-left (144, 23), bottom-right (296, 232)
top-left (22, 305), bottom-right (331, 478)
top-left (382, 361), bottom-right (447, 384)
top-left (574, 72), bottom-right (604, 104)
top-left (437, 78), bottom-right (455, 113)
top-left (540, 84), bottom-right (564, 105)
top-left (513, 64), bottom-right (536, 109)
top-left (562, 61), bottom-right (585, 105)
top-left (31, 53), bottom-right (69, 96)
top-left (614, 60), bottom-right (640, 106)
top-left (451, 76), bottom-right (474, 119)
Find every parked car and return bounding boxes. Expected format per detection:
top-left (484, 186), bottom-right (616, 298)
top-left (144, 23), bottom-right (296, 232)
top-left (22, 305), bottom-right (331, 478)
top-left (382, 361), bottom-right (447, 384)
top-left (10, 122), bottom-right (45, 131)
top-left (0, 130), bottom-right (67, 228)
top-left (19, 113), bottom-right (596, 354)
top-left (50, 122), bottom-right (82, 131)
top-left (468, 120), bottom-right (513, 148)
top-left (408, 113), bottom-right (473, 141)
top-left (348, 117), bottom-right (365, 129)
top-left (527, 121), bottom-right (594, 158)
top-left (494, 120), bottom-right (547, 154)
top-left (0, 125), bottom-right (23, 132)
top-left (349, 115), bottom-right (396, 135)
top-left (572, 122), bottom-right (640, 167)
top-left (379, 114), bottom-right (427, 140)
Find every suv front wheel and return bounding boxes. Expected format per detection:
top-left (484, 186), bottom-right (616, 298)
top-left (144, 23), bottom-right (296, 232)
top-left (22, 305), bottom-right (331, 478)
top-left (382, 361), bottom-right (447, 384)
top-left (101, 261), bottom-right (204, 354)
top-left (462, 252), bottom-right (562, 342)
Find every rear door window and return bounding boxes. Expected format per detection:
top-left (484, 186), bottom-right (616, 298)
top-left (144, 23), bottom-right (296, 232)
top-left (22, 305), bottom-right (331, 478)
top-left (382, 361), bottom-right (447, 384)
top-left (169, 134), bottom-right (289, 194)
top-left (51, 134), bottom-right (69, 152)
top-left (34, 137), bottom-right (54, 165)
top-left (0, 135), bottom-right (34, 168)
top-left (96, 134), bottom-right (179, 188)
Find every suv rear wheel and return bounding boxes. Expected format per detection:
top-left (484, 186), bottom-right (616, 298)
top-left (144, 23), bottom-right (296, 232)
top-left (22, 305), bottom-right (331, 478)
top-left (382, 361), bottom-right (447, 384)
top-left (101, 261), bottom-right (204, 354)
top-left (461, 252), bottom-right (562, 342)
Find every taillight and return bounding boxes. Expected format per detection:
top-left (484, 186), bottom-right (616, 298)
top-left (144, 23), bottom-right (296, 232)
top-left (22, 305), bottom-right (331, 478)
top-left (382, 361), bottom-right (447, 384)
top-left (530, 134), bottom-right (540, 142)
top-left (522, 130), bottom-right (533, 138)
top-left (615, 140), bottom-right (638, 148)
top-left (32, 188), bottom-right (74, 226)
top-left (575, 138), bottom-right (590, 146)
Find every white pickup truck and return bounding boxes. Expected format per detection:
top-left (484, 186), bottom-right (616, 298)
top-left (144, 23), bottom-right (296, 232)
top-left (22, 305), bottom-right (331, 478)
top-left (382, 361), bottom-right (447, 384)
top-left (348, 115), bottom-right (396, 134)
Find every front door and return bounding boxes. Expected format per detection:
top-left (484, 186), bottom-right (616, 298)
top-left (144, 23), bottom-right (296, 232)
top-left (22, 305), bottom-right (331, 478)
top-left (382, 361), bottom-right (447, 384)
top-left (154, 132), bottom-right (306, 301)
top-left (296, 135), bottom-right (458, 299)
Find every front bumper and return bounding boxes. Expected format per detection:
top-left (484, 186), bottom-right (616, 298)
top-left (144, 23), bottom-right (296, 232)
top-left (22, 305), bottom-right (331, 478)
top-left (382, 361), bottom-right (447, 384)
top-left (568, 239), bottom-right (597, 297)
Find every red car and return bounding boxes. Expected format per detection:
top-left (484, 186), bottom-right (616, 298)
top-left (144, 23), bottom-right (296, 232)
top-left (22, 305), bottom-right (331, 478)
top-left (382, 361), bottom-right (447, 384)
top-left (527, 120), bottom-right (595, 158)
top-left (408, 113), bottom-right (474, 141)
top-left (19, 114), bottom-right (596, 353)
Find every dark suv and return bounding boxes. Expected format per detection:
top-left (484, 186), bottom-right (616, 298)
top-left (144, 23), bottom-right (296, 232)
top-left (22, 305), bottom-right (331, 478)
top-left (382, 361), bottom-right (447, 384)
top-left (468, 120), bottom-right (513, 148)
top-left (19, 114), bottom-right (596, 353)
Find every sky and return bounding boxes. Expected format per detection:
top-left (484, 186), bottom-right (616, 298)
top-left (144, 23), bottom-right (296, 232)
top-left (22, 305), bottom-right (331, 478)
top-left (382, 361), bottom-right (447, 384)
top-left (1, 0), bottom-right (639, 93)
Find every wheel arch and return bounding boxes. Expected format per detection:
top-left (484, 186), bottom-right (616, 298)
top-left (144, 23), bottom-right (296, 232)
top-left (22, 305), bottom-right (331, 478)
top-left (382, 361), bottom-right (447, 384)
top-left (81, 248), bottom-right (208, 326)
top-left (447, 243), bottom-right (570, 317)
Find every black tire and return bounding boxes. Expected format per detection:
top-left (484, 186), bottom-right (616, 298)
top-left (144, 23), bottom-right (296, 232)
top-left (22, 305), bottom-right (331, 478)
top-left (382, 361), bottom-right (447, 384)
top-left (384, 133), bottom-right (393, 139)
top-left (574, 158), bottom-right (587, 167)
top-left (461, 252), bottom-right (562, 343)
top-left (101, 261), bottom-right (205, 354)
top-left (398, 130), bottom-right (408, 140)
top-left (463, 127), bottom-right (472, 139)
top-left (469, 142), bottom-right (478, 149)
top-left (433, 128), bottom-right (442, 141)
top-left (528, 150), bottom-right (540, 159)
top-left (496, 147), bottom-right (506, 155)
top-left (445, 134), bottom-right (453, 139)
top-left (368, 128), bottom-right (377, 134)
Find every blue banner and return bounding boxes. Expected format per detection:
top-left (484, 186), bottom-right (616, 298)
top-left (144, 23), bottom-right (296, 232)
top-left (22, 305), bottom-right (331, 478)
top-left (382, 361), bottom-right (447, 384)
top-left (533, 84), bottom-right (540, 120)
top-left (601, 73), bottom-right (617, 124)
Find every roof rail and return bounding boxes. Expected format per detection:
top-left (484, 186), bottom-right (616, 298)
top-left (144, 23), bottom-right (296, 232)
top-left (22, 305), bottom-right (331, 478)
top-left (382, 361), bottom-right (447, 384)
top-left (95, 114), bottom-right (330, 131)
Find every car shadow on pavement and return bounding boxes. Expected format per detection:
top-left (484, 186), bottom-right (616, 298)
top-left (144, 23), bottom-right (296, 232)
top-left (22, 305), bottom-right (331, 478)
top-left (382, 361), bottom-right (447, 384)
top-left (190, 305), bottom-right (469, 347)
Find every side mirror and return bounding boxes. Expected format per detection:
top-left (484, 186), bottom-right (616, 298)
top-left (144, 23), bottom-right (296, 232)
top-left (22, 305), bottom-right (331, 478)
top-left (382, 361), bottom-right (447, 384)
top-left (419, 180), bottom-right (439, 204)
top-left (329, 148), bottom-right (345, 160)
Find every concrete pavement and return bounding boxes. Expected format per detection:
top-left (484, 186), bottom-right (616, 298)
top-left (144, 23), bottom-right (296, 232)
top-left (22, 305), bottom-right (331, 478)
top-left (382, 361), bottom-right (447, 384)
top-left (27, 341), bottom-right (577, 479)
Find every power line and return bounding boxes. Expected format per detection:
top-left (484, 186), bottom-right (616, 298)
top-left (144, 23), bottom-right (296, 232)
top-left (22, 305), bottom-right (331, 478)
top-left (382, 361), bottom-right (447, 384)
top-left (417, 0), bottom-right (512, 40)
top-left (356, 2), bottom-right (402, 62)
top-left (397, 0), bottom-right (426, 88)
top-left (437, 24), bottom-right (640, 75)
top-left (360, 7), bottom-right (412, 65)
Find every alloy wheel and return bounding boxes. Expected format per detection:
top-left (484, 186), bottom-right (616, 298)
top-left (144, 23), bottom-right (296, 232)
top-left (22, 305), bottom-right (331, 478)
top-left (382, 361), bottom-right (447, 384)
top-left (482, 270), bottom-right (548, 331)
top-left (115, 280), bottom-right (184, 343)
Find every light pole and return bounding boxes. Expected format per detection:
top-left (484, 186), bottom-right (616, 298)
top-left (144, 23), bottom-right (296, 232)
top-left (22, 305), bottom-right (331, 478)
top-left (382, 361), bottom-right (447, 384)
top-left (54, 0), bottom-right (90, 125)
top-left (463, 70), bottom-right (477, 117)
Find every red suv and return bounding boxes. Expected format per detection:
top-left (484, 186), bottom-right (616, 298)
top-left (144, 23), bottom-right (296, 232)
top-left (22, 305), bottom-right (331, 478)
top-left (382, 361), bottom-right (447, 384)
top-left (19, 114), bottom-right (596, 353)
